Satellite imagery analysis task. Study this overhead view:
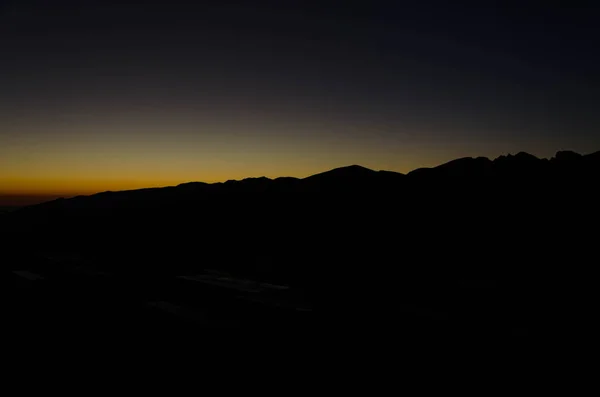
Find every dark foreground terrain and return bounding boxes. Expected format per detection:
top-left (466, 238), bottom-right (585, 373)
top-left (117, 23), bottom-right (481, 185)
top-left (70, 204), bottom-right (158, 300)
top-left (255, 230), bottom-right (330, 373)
top-left (4, 150), bottom-right (599, 340)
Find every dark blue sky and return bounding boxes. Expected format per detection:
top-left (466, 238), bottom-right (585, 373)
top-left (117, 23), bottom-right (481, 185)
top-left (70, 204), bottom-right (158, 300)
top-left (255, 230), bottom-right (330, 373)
top-left (1, 0), bottom-right (599, 200)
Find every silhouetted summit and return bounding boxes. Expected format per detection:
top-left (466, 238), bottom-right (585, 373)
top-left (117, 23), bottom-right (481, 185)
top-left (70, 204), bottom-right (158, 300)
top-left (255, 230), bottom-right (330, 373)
top-left (305, 164), bottom-right (377, 180)
top-left (408, 156), bottom-right (492, 182)
top-left (302, 165), bottom-right (404, 192)
top-left (554, 150), bottom-right (582, 162)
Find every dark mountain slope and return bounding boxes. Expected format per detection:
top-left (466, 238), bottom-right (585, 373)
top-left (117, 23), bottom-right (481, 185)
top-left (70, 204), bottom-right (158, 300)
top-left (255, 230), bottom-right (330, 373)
top-left (3, 150), bottom-right (599, 334)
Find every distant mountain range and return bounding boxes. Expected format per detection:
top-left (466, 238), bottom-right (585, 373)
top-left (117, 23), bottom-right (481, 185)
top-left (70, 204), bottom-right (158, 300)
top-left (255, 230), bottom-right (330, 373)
top-left (3, 151), bottom-right (598, 241)
top-left (4, 149), bottom-right (597, 272)
top-left (4, 150), bottom-right (599, 334)
top-left (8, 150), bottom-right (600, 210)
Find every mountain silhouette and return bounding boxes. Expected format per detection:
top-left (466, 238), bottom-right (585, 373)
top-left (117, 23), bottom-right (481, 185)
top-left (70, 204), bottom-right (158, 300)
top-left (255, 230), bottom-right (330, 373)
top-left (304, 164), bottom-right (378, 181)
top-left (4, 150), bottom-right (599, 334)
top-left (8, 151), bottom-right (597, 215)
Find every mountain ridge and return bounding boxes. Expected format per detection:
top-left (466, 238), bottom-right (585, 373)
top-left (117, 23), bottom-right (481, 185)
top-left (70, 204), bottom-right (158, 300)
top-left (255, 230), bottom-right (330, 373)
top-left (13, 150), bottom-right (598, 208)
top-left (4, 148), bottom-right (599, 331)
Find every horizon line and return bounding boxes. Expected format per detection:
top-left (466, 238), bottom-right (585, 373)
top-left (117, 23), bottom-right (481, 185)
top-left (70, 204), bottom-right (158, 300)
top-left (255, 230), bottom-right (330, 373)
top-left (1, 148), bottom-right (596, 207)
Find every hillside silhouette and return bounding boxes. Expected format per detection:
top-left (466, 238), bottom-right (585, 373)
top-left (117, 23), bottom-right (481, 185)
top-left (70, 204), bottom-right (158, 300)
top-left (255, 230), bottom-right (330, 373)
top-left (4, 150), bottom-right (599, 337)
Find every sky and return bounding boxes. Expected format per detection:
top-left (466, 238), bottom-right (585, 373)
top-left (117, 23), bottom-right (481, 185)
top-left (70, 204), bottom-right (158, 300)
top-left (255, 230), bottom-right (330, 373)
top-left (1, 0), bottom-right (599, 204)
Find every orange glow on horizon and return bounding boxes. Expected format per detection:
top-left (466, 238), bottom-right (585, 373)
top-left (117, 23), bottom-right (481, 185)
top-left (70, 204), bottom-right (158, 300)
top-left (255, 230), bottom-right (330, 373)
top-left (0, 130), bottom-right (562, 206)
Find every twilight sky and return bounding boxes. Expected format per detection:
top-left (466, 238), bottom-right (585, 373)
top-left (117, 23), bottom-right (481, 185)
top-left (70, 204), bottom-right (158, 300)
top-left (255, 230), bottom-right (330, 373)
top-left (1, 0), bottom-right (599, 204)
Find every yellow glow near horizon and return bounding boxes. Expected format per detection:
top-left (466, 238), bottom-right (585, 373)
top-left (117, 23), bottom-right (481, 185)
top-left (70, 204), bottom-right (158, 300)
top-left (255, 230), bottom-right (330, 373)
top-left (0, 131), bottom-right (444, 197)
top-left (0, 124), bottom-right (565, 202)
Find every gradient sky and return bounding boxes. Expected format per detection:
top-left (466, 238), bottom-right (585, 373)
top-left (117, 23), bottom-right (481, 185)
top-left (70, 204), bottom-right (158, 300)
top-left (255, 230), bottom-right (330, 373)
top-left (1, 0), bottom-right (599, 204)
